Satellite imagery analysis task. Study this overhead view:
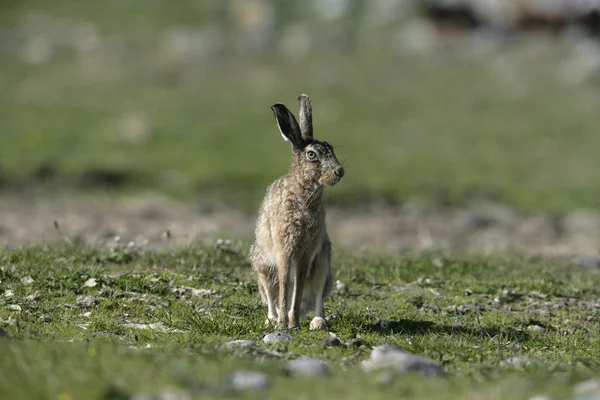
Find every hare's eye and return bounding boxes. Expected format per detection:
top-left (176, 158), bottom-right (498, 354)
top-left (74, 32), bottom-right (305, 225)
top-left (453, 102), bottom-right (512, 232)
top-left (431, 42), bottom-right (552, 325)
top-left (306, 150), bottom-right (317, 160)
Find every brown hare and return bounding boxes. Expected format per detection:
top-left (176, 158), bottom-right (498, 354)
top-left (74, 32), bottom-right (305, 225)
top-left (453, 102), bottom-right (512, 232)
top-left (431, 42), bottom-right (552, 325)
top-left (249, 94), bottom-right (345, 331)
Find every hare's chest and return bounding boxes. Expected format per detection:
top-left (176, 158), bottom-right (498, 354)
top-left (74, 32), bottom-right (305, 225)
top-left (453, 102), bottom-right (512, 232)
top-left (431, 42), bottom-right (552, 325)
top-left (278, 205), bottom-right (323, 242)
top-left (287, 204), bottom-right (323, 233)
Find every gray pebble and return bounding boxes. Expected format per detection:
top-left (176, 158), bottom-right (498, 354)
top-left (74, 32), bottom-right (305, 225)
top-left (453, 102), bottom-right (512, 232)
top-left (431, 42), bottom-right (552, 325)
top-left (227, 371), bottom-right (271, 391)
top-left (574, 379), bottom-right (600, 395)
top-left (361, 345), bottom-right (446, 377)
top-left (77, 296), bottom-right (98, 308)
top-left (284, 357), bottom-right (330, 377)
top-left (8, 304), bottom-right (21, 312)
top-left (528, 325), bottom-right (546, 334)
top-left (335, 280), bottom-right (348, 292)
top-left (225, 340), bottom-right (257, 348)
top-left (263, 331), bottom-right (293, 343)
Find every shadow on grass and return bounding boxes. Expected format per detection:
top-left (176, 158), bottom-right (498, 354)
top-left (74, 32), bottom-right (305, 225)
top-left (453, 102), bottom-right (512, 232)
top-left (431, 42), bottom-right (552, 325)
top-left (365, 319), bottom-right (531, 342)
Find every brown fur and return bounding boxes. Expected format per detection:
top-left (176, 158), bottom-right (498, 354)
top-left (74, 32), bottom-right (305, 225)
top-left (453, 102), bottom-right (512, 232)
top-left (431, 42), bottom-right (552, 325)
top-left (249, 94), bottom-right (344, 330)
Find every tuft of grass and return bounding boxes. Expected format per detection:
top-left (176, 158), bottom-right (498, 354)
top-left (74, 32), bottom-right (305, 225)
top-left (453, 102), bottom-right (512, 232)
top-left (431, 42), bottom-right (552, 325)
top-left (0, 245), bottom-right (599, 399)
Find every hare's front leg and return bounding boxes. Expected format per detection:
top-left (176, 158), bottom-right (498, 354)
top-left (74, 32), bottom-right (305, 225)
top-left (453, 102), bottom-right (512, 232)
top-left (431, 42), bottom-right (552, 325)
top-left (276, 254), bottom-right (293, 330)
top-left (309, 239), bottom-right (333, 331)
top-left (287, 258), bottom-right (309, 330)
top-left (257, 272), bottom-right (278, 325)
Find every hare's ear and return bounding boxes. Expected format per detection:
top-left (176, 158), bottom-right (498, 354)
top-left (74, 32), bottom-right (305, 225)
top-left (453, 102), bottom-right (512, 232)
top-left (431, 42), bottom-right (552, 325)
top-left (271, 103), bottom-right (304, 150)
top-left (297, 94), bottom-right (313, 140)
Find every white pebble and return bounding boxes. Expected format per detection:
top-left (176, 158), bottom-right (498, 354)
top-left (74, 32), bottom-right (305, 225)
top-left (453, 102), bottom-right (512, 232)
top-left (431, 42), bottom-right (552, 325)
top-left (227, 371), bottom-right (271, 391)
top-left (285, 357), bottom-right (330, 377)
top-left (263, 331), bottom-right (293, 343)
top-left (226, 340), bottom-right (257, 348)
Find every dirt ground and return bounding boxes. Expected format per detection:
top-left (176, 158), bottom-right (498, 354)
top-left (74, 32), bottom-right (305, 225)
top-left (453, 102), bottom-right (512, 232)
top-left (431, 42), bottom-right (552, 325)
top-left (1, 193), bottom-right (599, 258)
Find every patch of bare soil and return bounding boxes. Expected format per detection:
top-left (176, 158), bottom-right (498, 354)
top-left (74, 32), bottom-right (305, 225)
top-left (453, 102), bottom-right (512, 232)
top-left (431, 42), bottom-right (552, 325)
top-left (0, 193), bottom-right (599, 257)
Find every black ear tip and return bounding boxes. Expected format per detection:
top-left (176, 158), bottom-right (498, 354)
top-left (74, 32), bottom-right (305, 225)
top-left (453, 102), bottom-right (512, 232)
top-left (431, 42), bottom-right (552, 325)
top-left (271, 103), bottom-right (289, 112)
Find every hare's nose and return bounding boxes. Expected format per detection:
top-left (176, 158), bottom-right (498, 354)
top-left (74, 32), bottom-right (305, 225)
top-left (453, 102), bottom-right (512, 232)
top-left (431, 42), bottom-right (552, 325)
top-left (334, 166), bottom-right (345, 178)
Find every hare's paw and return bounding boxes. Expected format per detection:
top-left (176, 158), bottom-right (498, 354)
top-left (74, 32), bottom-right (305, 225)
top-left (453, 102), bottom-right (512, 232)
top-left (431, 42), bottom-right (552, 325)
top-left (275, 315), bottom-right (289, 331)
top-left (264, 316), bottom-right (277, 327)
top-left (287, 311), bottom-right (301, 330)
top-left (309, 317), bottom-right (327, 331)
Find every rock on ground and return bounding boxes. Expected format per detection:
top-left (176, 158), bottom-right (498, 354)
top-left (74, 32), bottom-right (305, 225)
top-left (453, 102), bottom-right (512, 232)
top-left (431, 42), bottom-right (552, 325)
top-left (284, 357), bottom-right (330, 377)
top-left (263, 331), bottom-right (293, 343)
top-left (225, 340), bottom-right (257, 348)
top-left (226, 371), bottom-right (271, 391)
top-left (361, 345), bottom-right (446, 377)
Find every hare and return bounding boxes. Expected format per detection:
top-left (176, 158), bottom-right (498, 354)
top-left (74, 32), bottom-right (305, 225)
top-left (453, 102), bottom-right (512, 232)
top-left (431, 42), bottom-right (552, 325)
top-left (249, 94), bottom-right (345, 331)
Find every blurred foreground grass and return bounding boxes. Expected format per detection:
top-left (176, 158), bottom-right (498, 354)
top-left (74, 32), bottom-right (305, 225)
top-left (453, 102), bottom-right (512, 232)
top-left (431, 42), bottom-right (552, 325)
top-left (2, 1), bottom-right (600, 213)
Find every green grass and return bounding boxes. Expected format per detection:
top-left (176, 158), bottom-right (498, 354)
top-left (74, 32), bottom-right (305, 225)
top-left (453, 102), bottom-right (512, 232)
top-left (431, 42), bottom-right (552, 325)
top-left (1, 244), bottom-right (600, 399)
top-left (3, 2), bottom-right (600, 213)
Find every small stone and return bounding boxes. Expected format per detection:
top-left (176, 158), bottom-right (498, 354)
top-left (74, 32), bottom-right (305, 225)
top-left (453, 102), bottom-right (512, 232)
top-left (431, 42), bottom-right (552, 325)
top-left (227, 371), bottom-right (271, 391)
top-left (172, 287), bottom-right (216, 298)
top-left (39, 315), bottom-right (51, 322)
top-left (226, 340), bottom-right (257, 348)
top-left (335, 280), bottom-right (347, 292)
top-left (84, 278), bottom-right (97, 288)
top-left (77, 296), bottom-right (98, 308)
top-left (263, 331), bottom-right (293, 343)
top-left (528, 325), bottom-right (546, 334)
top-left (8, 304), bottom-right (21, 312)
top-left (361, 345), bottom-right (445, 377)
top-left (24, 292), bottom-right (39, 301)
top-left (21, 276), bottom-right (34, 285)
top-left (574, 379), bottom-right (600, 395)
top-left (4, 290), bottom-right (13, 298)
top-left (284, 357), bottom-right (330, 377)
top-left (0, 328), bottom-right (10, 338)
top-left (323, 332), bottom-right (343, 347)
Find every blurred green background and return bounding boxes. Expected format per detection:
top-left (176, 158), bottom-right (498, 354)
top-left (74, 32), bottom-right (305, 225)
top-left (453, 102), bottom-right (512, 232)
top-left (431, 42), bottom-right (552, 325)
top-left (3, 0), bottom-right (600, 214)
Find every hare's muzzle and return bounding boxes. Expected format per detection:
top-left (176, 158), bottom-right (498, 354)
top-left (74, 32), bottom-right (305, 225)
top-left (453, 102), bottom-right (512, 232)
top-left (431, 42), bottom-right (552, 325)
top-left (334, 166), bottom-right (345, 179)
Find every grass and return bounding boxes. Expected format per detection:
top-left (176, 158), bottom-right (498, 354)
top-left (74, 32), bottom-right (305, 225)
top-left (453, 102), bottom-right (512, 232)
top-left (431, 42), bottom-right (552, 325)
top-left (2, 2), bottom-right (600, 213)
top-left (1, 244), bottom-right (600, 399)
